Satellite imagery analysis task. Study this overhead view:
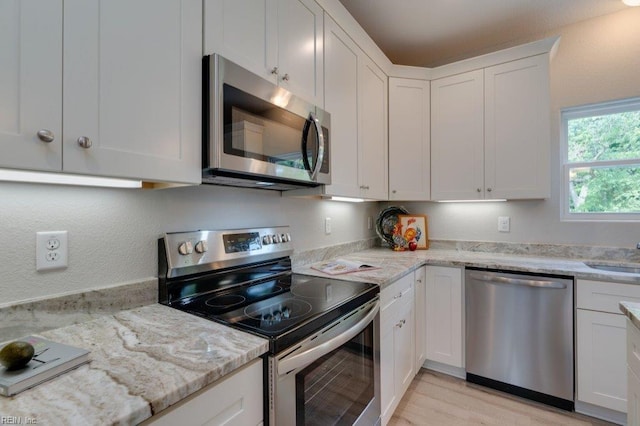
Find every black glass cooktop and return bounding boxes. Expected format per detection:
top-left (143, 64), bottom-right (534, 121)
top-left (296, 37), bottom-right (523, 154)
top-left (171, 273), bottom-right (379, 354)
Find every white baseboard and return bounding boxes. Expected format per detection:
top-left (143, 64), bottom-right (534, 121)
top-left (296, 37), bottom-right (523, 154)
top-left (575, 401), bottom-right (626, 425)
top-left (423, 360), bottom-right (466, 379)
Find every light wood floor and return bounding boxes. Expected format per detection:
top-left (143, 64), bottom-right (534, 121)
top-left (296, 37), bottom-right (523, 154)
top-left (389, 369), bottom-right (616, 426)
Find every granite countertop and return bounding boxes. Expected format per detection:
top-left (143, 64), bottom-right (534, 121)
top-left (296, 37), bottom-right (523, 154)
top-left (0, 304), bottom-right (268, 425)
top-left (621, 301), bottom-right (640, 331)
top-left (294, 247), bottom-right (640, 289)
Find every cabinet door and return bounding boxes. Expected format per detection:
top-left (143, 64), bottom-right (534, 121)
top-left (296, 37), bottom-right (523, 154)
top-left (395, 298), bottom-right (415, 398)
top-left (425, 266), bottom-right (463, 368)
top-left (0, 0), bottom-right (62, 171)
top-left (380, 315), bottom-right (396, 425)
top-left (63, 0), bottom-right (201, 184)
top-left (323, 14), bottom-right (360, 198)
top-left (577, 309), bottom-right (627, 413)
top-left (414, 266), bottom-right (427, 371)
top-left (358, 56), bottom-right (388, 200)
top-left (484, 54), bottom-right (550, 199)
top-left (431, 70), bottom-right (484, 201)
top-left (389, 78), bottom-right (430, 201)
top-left (145, 359), bottom-right (263, 426)
top-left (276, 0), bottom-right (323, 106)
top-left (203, 0), bottom-right (277, 84)
top-left (629, 367), bottom-right (640, 426)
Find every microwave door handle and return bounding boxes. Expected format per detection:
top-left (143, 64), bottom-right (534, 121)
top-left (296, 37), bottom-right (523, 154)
top-left (301, 117), bottom-right (313, 174)
top-left (309, 112), bottom-right (325, 180)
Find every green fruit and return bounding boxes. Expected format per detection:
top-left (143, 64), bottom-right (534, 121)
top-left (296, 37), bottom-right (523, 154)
top-left (0, 341), bottom-right (35, 370)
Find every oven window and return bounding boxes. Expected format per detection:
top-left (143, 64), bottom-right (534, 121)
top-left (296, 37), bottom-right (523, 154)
top-left (295, 322), bottom-right (374, 425)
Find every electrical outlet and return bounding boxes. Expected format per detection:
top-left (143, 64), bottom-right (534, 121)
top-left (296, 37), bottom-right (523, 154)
top-left (325, 217), bottom-right (332, 235)
top-left (498, 216), bottom-right (510, 233)
top-left (36, 231), bottom-right (68, 271)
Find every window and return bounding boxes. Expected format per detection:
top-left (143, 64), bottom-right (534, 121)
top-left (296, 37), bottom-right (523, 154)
top-left (562, 98), bottom-right (640, 221)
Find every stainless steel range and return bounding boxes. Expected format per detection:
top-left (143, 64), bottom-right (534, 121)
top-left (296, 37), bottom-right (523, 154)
top-left (158, 226), bottom-right (381, 426)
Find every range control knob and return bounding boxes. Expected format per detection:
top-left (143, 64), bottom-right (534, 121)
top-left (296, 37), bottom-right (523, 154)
top-left (272, 234), bottom-right (281, 244)
top-left (178, 241), bottom-right (193, 255)
top-left (280, 233), bottom-right (289, 242)
top-left (263, 235), bottom-right (272, 245)
top-left (195, 240), bottom-right (208, 254)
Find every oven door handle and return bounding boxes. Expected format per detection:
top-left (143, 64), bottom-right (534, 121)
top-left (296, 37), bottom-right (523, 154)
top-left (278, 300), bottom-right (379, 375)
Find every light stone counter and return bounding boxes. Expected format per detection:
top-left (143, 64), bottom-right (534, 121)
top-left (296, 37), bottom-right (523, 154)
top-left (0, 304), bottom-right (268, 425)
top-left (621, 301), bottom-right (640, 331)
top-left (294, 247), bottom-right (640, 288)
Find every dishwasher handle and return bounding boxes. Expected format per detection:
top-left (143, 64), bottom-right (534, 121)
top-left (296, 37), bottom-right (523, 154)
top-left (468, 272), bottom-right (567, 289)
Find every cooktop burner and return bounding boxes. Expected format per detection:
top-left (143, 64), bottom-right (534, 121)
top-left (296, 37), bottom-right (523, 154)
top-left (205, 294), bottom-right (246, 309)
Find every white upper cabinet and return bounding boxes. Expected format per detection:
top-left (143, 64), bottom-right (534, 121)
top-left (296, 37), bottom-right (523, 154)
top-left (389, 77), bottom-right (430, 201)
top-left (431, 54), bottom-right (551, 201)
top-left (431, 70), bottom-right (484, 201)
top-left (0, 0), bottom-right (62, 172)
top-left (204, 0), bottom-right (323, 106)
top-left (323, 14), bottom-right (360, 198)
top-left (276, 0), bottom-right (324, 105)
top-left (484, 54), bottom-right (550, 199)
top-left (1, 0), bottom-right (202, 184)
top-left (63, 0), bottom-right (202, 184)
top-left (358, 56), bottom-right (388, 200)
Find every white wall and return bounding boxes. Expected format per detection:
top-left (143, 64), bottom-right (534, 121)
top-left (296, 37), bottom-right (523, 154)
top-left (0, 182), bottom-right (378, 305)
top-left (403, 7), bottom-right (640, 248)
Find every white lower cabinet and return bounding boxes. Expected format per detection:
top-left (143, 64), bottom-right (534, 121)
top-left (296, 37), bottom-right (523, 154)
top-left (380, 272), bottom-right (415, 426)
top-left (576, 309), bottom-right (627, 413)
top-left (628, 318), bottom-right (640, 426)
top-left (414, 266), bottom-right (427, 371)
top-left (143, 359), bottom-right (263, 426)
top-left (425, 266), bottom-right (464, 370)
top-left (576, 279), bottom-right (640, 422)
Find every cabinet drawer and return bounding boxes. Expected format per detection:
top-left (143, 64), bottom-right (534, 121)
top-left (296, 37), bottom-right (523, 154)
top-left (381, 272), bottom-right (414, 311)
top-left (577, 279), bottom-right (640, 314)
top-left (381, 272), bottom-right (414, 325)
top-left (629, 319), bottom-right (640, 379)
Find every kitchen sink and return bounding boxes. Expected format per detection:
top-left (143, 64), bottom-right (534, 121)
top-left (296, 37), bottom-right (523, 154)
top-left (584, 262), bottom-right (640, 274)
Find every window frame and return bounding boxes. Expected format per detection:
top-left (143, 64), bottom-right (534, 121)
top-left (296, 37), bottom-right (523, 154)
top-left (561, 97), bottom-right (640, 222)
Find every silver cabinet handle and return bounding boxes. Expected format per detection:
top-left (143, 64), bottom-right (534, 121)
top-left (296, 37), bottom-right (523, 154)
top-left (396, 319), bottom-right (406, 328)
top-left (360, 185), bottom-right (370, 190)
top-left (282, 73), bottom-right (290, 82)
top-left (469, 272), bottom-right (567, 289)
top-left (77, 136), bottom-right (92, 149)
top-left (271, 67), bottom-right (279, 75)
top-left (37, 129), bottom-right (55, 143)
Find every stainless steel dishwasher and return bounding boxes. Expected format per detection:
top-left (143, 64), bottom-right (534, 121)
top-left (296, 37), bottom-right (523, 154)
top-left (465, 268), bottom-right (574, 411)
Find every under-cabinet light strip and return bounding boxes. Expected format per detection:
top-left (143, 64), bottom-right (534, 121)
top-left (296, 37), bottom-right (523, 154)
top-left (0, 169), bottom-right (142, 188)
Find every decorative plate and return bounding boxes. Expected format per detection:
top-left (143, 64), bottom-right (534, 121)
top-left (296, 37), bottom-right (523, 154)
top-left (375, 206), bottom-right (409, 248)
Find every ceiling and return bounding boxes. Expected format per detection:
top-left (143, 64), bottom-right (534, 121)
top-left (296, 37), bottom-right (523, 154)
top-left (338, 0), bottom-right (629, 68)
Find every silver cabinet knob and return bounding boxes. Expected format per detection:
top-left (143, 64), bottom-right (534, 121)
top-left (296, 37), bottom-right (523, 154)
top-left (477, 188), bottom-right (482, 193)
top-left (282, 73), bottom-right (290, 82)
top-left (392, 190), bottom-right (397, 194)
top-left (37, 129), bottom-right (55, 143)
top-left (178, 241), bottom-right (193, 255)
top-left (487, 188), bottom-right (492, 192)
top-left (77, 136), bottom-right (92, 149)
top-left (271, 67), bottom-right (279, 75)
top-left (194, 240), bottom-right (208, 254)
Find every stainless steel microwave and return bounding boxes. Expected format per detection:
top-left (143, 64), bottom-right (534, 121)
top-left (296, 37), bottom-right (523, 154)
top-left (203, 54), bottom-right (330, 190)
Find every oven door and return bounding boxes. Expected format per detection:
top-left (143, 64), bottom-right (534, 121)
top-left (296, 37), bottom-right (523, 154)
top-left (269, 298), bottom-right (380, 426)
